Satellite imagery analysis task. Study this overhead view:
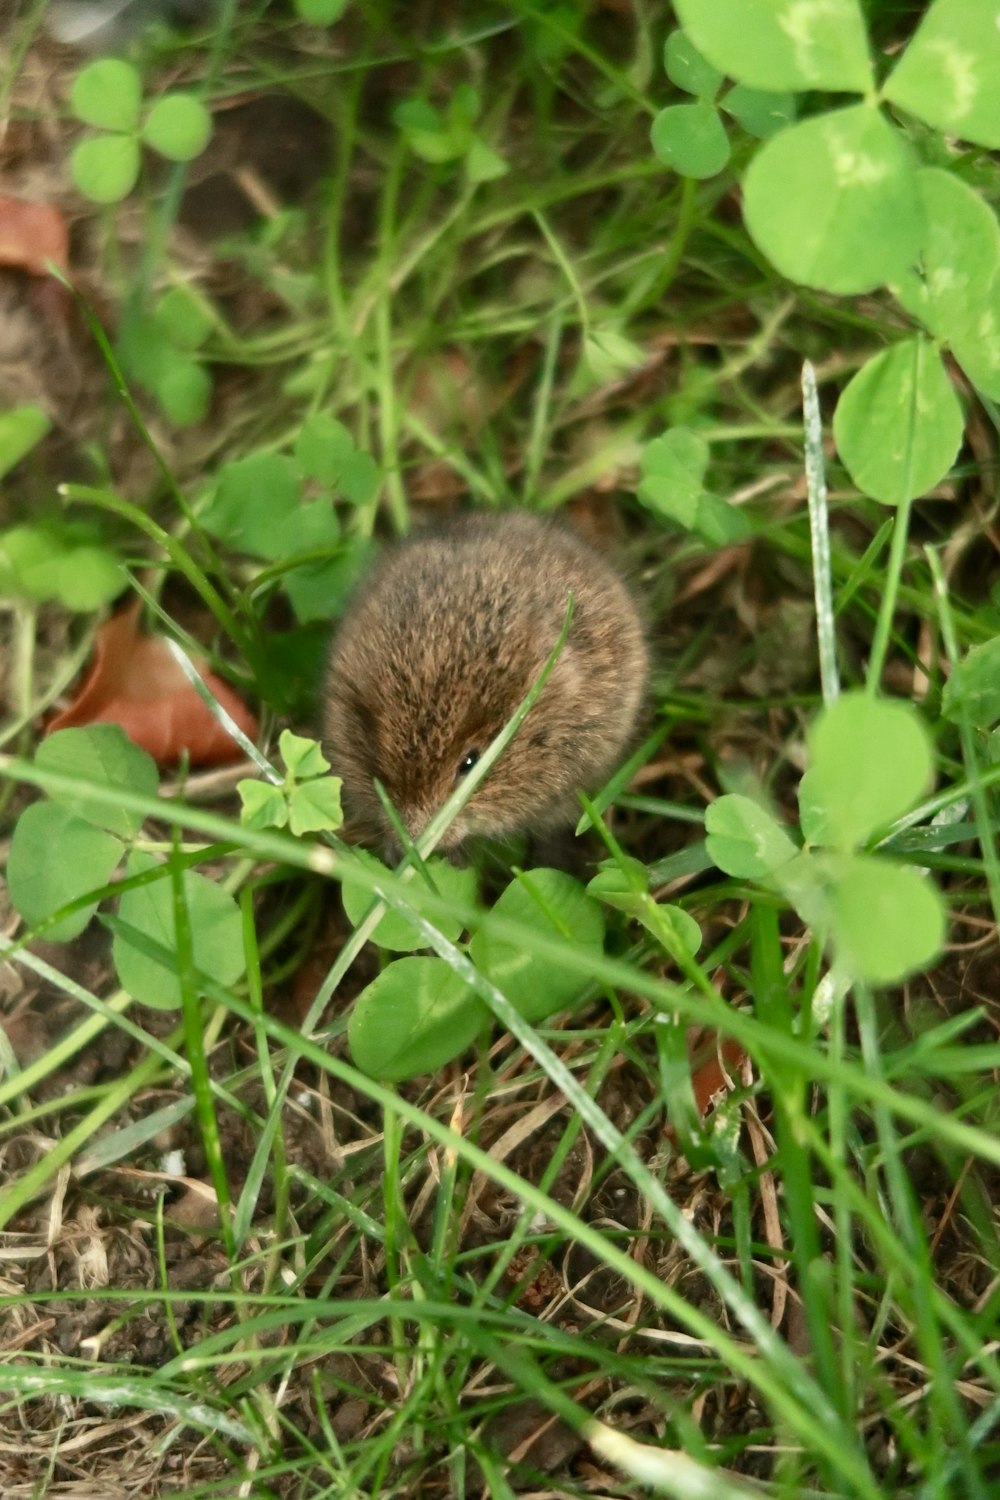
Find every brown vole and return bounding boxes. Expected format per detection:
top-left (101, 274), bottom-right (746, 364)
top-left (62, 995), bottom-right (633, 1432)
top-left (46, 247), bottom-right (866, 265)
top-left (323, 510), bottom-right (648, 847)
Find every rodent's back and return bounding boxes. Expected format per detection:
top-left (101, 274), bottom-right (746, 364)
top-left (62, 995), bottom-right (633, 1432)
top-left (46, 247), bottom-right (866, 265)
top-left (324, 510), bottom-right (648, 845)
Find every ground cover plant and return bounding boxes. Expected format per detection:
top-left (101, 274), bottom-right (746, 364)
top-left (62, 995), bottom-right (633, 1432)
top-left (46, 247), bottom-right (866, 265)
top-left (1, 0), bottom-right (999, 1494)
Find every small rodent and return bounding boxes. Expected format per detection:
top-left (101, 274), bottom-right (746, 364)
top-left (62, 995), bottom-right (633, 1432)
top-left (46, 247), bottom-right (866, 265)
top-left (323, 510), bottom-right (648, 848)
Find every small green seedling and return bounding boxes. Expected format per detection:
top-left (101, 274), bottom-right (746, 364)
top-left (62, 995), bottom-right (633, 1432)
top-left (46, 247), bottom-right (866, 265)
top-left (200, 414), bottom-right (379, 624)
top-left (0, 406), bottom-right (123, 612)
top-left (118, 285), bottom-right (216, 428)
top-left (237, 729), bottom-right (343, 837)
top-left (706, 692), bottom-right (944, 985)
top-left (942, 634), bottom-right (1000, 731)
top-left (587, 855), bottom-right (702, 964)
top-left (394, 84), bottom-right (508, 184)
top-left (6, 725), bottom-right (247, 1008)
top-left (70, 58), bottom-right (212, 204)
top-left (636, 427), bottom-right (752, 546)
top-left (0, 524), bottom-right (124, 612)
top-left (573, 326), bottom-right (647, 393)
top-left (347, 867), bottom-right (605, 1081)
top-left (652, 30), bottom-right (729, 180)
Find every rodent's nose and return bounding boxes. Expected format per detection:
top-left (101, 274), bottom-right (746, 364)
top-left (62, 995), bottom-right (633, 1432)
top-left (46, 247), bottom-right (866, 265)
top-left (402, 803), bottom-right (434, 843)
top-left (397, 801), bottom-right (467, 850)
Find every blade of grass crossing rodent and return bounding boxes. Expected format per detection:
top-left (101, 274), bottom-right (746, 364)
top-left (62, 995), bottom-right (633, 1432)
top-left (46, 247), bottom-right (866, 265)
top-left (866, 487), bottom-right (915, 696)
top-left (306, 595), bottom-right (576, 1034)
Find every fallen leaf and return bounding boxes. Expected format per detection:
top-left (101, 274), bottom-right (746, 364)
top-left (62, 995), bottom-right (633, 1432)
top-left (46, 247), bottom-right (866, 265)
top-left (0, 198), bottom-right (69, 277)
top-left (48, 601), bottom-right (258, 766)
top-left (689, 1030), bottom-right (749, 1117)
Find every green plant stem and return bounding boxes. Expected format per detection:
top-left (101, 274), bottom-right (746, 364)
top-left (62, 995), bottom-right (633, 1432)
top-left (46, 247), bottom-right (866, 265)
top-left (11, 603), bottom-right (35, 723)
top-left (237, 888), bottom-right (288, 1272)
top-left (0, 0), bottom-right (49, 134)
top-left (381, 1101), bottom-right (411, 1388)
top-left (373, 145), bottom-right (410, 536)
top-left (854, 978), bottom-right (983, 1496)
top-left (317, 57), bottom-right (366, 416)
top-left (522, 313), bottom-right (564, 505)
top-left (926, 546), bottom-right (1000, 932)
top-left (171, 843), bottom-right (235, 1262)
top-left (0, 621), bottom-right (95, 753)
top-left (866, 489), bottom-right (914, 694)
top-left (518, 0), bottom-right (651, 110)
top-left (533, 208), bottom-right (589, 337)
top-left (0, 603), bottom-right (37, 824)
top-left (50, 274), bottom-right (203, 531)
top-left (647, 173), bottom-right (698, 304)
top-left (130, 0), bottom-right (241, 306)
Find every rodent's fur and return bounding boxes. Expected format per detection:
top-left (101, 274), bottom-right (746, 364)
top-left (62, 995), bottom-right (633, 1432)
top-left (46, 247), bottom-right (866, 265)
top-left (323, 510), bottom-right (648, 847)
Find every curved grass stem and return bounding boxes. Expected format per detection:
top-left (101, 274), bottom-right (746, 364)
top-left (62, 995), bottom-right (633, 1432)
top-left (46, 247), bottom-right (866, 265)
top-left (866, 489), bottom-right (914, 694)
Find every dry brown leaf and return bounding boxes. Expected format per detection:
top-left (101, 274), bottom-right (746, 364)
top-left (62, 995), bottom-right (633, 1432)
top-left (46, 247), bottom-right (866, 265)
top-left (688, 1030), bottom-right (749, 1118)
top-left (48, 601), bottom-right (258, 766)
top-left (0, 197), bottom-right (69, 277)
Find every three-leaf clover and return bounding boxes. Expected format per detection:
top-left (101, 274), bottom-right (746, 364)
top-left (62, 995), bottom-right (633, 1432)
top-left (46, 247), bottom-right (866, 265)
top-left (71, 59), bottom-right (212, 204)
top-left (706, 693), bottom-right (944, 985)
top-left (394, 85), bottom-right (507, 184)
top-left (0, 524), bottom-right (124, 611)
top-left (200, 415), bottom-right (380, 624)
top-left (652, 27), bottom-right (795, 181)
top-left (118, 285), bottom-right (216, 428)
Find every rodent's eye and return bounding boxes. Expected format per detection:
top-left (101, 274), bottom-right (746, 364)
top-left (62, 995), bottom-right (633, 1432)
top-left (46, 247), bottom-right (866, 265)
top-left (456, 749), bottom-right (480, 778)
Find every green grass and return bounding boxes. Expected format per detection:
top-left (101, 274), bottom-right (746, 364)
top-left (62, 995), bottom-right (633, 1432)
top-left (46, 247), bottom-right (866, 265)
top-left (1, 2), bottom-right (999, 1496)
